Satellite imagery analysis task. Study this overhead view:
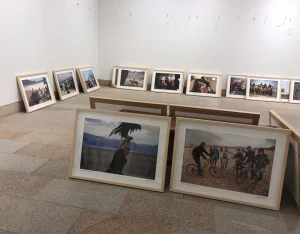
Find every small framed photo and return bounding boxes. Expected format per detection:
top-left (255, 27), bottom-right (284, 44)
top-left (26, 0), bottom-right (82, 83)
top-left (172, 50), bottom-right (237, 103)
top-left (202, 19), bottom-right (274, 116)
top-left (53, 68), bottom-right (79, 100)
top-left (117, 67), bottom-right (148, 91)
top-left (170, 118), bottom-right (290, 210)
top-left (226, 75), bottom-right (247, 99)
top-left (289, 79), bottom-right (300, 104)
top-left (246, 77), bottom-right (281, 102)
top-left (111, 66), bottom-right (119, 88)
top-left (186, 73), bottom-right (222, 97)
top-left (76, 67), bottom-right (100, 93)
top-left (70, 109), bottom-right (171, 192)
top-left (280, 79), bottom-right (291, 103)
top-left (151, 70), bottom-right (184, 94)
top-left (16, 73), bottom-right (56, 113)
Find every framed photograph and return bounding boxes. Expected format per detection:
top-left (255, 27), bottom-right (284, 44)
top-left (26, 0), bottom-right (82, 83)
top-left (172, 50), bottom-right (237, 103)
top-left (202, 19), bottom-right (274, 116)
top-left (246, 77), bottom-right (281, 102)
top-left (117, 67), bottom-right (148, 91)
top-left (70, 109), bottom-right (171, 192)
top-left (111, 66), bottom-right (119, 88)
top-left (53, 68), bottom-right (79, 100)
top-left (226, 75), bottom-right (247, 99)
top-left (269, 110), bottom-right (300, 211)
top-left (16, 73), bottom-right (56, 113)
top-left (170, 118), bottom-right (290, 210)
top-left (289, 79), bottom-right (300, 104)
top-left (280, 79), bottom-right (291, 103)
top-left (151, 70), bottom-right (184, 94)
top-left (186, 73), bottom-right (222, 97)
top-left (76, 67), bottom-right (100, 93)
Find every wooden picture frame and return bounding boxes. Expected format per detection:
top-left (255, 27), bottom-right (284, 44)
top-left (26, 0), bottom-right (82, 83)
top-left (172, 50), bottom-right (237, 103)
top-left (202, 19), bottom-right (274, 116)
top-left (269, 110), bottom-right (300, 212)
top-left (111, 66), bottom-right (119, 88)
top-left (16, 72), bottom-right (56, 113)
top-left (169, 104), bottom-right (260, 129)
top-left (53, 68), bottom-right (79, 101)
top-left (170, 117), bottom-right (291, 210)
top-left (151, 70), bottom-right (184, 94)
top-left (226, 74), bottom-right (248, 99)
top-left (280, 78), bottom-right (291, 103)
top-left (289, 78), bottom-right (300, 104)
top-left (117, 67), bottom-right (148, 91)
top-left (89, 96), bottom-right (168, 116)
top-left (246, 77), bottom-right (281, 102)
top-left (76, 66), bottom-right (100, 93)
top-left (186, 72), bottom-right (222, 98)
top-left (69, 108), bottom-right (171, 192)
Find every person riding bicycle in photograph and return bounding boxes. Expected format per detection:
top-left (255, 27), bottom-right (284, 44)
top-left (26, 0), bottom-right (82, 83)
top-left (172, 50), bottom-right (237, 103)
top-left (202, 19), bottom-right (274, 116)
top-left (210, 146), bottom-right (219, 166)
top-left (243, 146), bottom-right (256, 178)
top-left (220, 146), bottom-right (233, 171)
top-left (254, 149), bottom-right (270, 181)
top-left (232, 148), bottom-right (244, 171)
top-left (191, 142), bottom-right (211, 175)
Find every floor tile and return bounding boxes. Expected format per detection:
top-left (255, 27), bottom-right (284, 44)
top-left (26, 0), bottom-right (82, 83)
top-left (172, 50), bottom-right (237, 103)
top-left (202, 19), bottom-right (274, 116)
top-left (0, 195), bottom-right (82, 234)
top-left (31, 158), bottom-right (69, 179)
top-left (178, 226), bottom-right (215, 234)
top-left (213, 201), bottom-right (288, 234)
top-left (0, 139), bottom-right (30, 154)
top-left (0, 170), bottom-right (52, 198)
top-left (68, 211), bottom-right (176, 234)
top-left (33, 179), bottom-right (128, 213)
top-left (0, 153), bottom-right (49, 174)
top-left (279, 200), bottom-right (300, 233)
top-left (16, 132), bottom-right (72, 146)
top-left (0, 127), bottom-right (31, 140)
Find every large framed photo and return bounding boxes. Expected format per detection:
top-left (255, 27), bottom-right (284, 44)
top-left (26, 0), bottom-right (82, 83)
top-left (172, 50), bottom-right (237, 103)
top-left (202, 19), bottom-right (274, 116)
top-left (76, 67), bottom-right (100, 93)
top-left (70, 109), bottom-right (171, 192)
top-left (280, 79), bottom-right (291, 103)
top-left (16, 73), bottom-right (56, 113)
top-left (226, 75), bottom-right (247, 99)
top-left (53, 68), bottom-right (79, 100)
top-left (151, 70), bottom-right (184, 94)
top-left (117, 67), bottom-right (148, 91)
top-left (170, 118), bottom-right (290, 210)
top-left (186, 73), bottom-right (222, 97)
top-left (289, 79), bottom-right (300, 104)
top-left (246, 77), bottom-right (281, 102)
top-left (111, 66), bottom-right (119, 88)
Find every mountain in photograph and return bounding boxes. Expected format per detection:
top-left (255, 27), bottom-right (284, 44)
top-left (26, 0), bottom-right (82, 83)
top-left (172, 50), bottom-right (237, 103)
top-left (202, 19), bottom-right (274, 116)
top-left (22, 79), bottom-right (44, 86)
top-left (82, 133), bottom-right (158, 156)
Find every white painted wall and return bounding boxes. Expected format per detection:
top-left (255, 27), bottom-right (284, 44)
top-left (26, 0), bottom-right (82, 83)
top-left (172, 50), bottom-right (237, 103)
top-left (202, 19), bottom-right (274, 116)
top-left (0, 0), bottom-right (98, 107)
top-left (97, 0), bottom-right (300, 88)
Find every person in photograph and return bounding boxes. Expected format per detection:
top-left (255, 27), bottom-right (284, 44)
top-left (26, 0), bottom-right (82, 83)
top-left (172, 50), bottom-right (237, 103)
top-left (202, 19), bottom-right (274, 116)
top-left (254, 149), bottom-right (270, 181)
top-left (210, 146), bottom-right (219, 166)
top-left (106, 147), bottom-right (130, 175)
top-left (232, 148), bottom-right (244, 171)
top-left (191, 142), bottom-right (211, 175)
top-left (220, 146), bottom-right (233, 171)
top-left (243, 146), bottom-right (256, 178)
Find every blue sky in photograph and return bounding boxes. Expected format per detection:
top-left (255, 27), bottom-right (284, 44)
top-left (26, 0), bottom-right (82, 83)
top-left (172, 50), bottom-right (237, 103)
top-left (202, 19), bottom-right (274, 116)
top-left (250, 79), bottom-right (278, 86)
top-left (81, 70), bottom-right (95, 81)
top-left (57, 72), bottom-right (73, 82)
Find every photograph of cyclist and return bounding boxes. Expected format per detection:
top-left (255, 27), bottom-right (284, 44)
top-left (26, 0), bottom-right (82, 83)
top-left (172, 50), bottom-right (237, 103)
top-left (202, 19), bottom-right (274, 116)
top-left (181, 129), bottom-right (275, 197)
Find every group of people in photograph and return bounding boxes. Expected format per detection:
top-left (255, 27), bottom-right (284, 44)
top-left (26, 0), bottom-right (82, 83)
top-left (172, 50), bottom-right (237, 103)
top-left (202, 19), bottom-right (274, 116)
top-left (250, 82), bottom-right (277, 97)
top-left (191, 142), bottom-right (270, 182)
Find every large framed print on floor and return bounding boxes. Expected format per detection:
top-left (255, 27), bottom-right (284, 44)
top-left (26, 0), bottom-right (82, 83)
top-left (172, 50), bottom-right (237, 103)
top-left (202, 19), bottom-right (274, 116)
top-left (170, 118), bottom-right (290, 210)
top-left (246, 77), bottom-right (281, 102)
top-left (226, 75), bottom-right (247, 99)
top-left (289, 79), bottom-right (300, 104)
top-left (70, 109), bottom-right (171, 192)
top-left (16, 72), bottom-right (56, 113)
top-left (151, 70), bottom-right (184, 94)
top-left (76, 66), bottom-right (100, 93)
top-left (186, 73), bottom-right (222, 97)
top-left (53, 68), bottom-right (79, 101)
top-left (117, 67), bottom-right (148, 91)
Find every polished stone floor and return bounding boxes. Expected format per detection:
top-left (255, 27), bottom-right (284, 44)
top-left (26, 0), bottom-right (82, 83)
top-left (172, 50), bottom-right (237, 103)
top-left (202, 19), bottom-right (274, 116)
top-left (0, 86), bottom-right (300, 234)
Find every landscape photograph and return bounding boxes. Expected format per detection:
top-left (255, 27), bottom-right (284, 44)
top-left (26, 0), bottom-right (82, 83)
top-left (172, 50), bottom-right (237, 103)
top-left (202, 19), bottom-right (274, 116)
top-left (56, 71), bottom-right (77, 96)
top-left (81, 69), bottom-right (98, 89)
top-left (281, 79), bottom-right (291, 100)
top-left (154, 73), bottom-right (181, 90)
top-left (228, 77), bottom-right (246, 96)
top-left (189, 75), bottom-right (217, 94)
top-left (80, 118), bottom-right (160, 180)
top-left (21, 77), bottom-right (52, 107)
top-left (249, 79), bottom-right (279, 98)
top-left (181, 129), bottom-right (276, 197)
top-left (120, 69), bottom-right (145, 88)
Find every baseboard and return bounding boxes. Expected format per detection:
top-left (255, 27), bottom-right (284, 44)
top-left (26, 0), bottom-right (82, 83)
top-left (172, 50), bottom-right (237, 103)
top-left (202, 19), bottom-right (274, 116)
top-left (0, 101), bottom-right (25, 117)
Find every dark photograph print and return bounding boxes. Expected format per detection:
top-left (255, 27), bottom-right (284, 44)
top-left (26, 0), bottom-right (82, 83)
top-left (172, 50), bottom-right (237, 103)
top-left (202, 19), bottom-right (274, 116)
top-left (22, 77), bottom-right (52, 107)
top-left (120, 69), bottom-right (145, 88)
top-left (293, 81), bottom-right (300, 100)
top-left (81, 69), bottom-right (98, 89)
top-left (189, 75), bottom-right (217, 94)
top-left (57, 71), bottom-right (77, 96)
top-left (182, 129), bottom-right (276, 197)
top-left (154, 72), bottom-right (180, 91)
top-left (80, 118), bottom-right (160, 180)
top-left (229, 77), bottom-right (246, 96)
top-left (249, 79), bottom-right (278, 98)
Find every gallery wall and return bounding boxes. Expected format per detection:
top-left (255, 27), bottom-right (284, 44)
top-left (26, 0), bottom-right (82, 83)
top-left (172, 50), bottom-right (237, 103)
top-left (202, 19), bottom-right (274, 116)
top-left (97, 0), bottom-right (300, 88)
top-left (0, 0), bottom-right (98, 107)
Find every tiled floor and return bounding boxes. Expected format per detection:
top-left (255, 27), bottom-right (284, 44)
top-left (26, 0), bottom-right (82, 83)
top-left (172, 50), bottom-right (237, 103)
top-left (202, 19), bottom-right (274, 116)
top-left (0, 86), bottom-right (300, 234)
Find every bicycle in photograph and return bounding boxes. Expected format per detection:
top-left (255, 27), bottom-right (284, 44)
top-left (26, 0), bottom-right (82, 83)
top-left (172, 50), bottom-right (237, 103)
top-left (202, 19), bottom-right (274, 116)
top-left (247, 169), bottom-right (267, 195)
top-left (186, 160), bottom-right (222, 178)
